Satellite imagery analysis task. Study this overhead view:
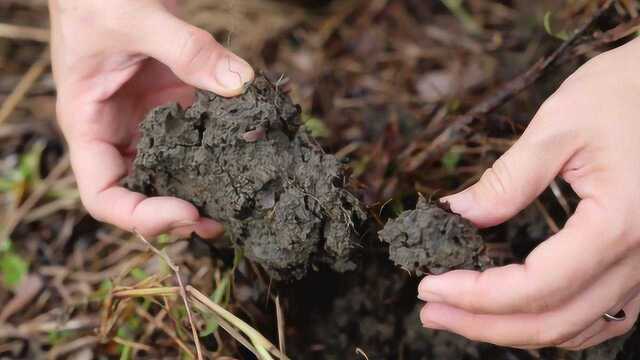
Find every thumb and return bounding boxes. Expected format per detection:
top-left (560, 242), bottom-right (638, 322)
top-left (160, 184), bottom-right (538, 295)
top-left (134, 10), bottom-right (254, 97)
top-left (442, 129), bottom-right (575, 228)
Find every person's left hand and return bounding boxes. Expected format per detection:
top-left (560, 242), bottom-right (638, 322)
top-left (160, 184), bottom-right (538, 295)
top-left (418, 37), bottom-right (640, 350)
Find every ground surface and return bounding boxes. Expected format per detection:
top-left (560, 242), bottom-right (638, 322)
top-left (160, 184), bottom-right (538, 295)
top-left (2, 0), bottom-right (640, 359)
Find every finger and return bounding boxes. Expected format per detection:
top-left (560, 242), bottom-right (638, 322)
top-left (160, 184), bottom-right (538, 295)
top-left (557, 319), bottom-right (608, 350)
top-left (559, 288), bottom-right (638, 350)
top-left (561, 291), bottom-right (640, 351)
top-left (419, 287), bottom-right (604, 348)
top-left (420, 256), bottom-right (640, 348)
top-left (132, 9), bottom-right (254, 97)
top-left (442, 104), bottom-right (578, 228)
top-left (419, 303), bottom-right (555, 348)
top-left (70, 139), bottom-right (208, 237)
top-left (418, 199), bottom-right (631, 314)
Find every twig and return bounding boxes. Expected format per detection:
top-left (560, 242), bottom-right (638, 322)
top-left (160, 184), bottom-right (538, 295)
top-left (192, 303), bottom-right (262, 358)
top-left (549, 180), bottom-right (572, 216)
top-left (356, 348), bottom-right (371, 360)
top-left (46, 336), bottom-right (98, 360)
top-left (135, 307), bottom-right (195, 358)
top-left (0, 47), bottom-right (50, 125)
top-left (275, 295), bottom-right (286, 357)
top-left (112, 337), bottom-right (154, 352)
top-left (403, 0), bottom-right (616, 172)
top-left (112, 284), bottom-right (288, 360)
top-left (534, 200), bottom-right (560, 234)
top-left (0, 23), bottom-right (49, 42)
top-left (133, 231), bottom-right (204, 360)
top-left (187, 286), bottom-right (288, 360)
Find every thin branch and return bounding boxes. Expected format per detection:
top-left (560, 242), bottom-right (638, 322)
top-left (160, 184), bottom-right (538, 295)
top-left (275, 295), bottom-right (286, 357)
top-left (135, 307), bottom-right (195, 358)
top-left (0, 47), bottom-right (50, 125)
top-left (403, 0), bottom-right (617, 172)
top-left (134, 231), bottom-right (204, 360)
top-left (0, 23), bottom-right (49, 42)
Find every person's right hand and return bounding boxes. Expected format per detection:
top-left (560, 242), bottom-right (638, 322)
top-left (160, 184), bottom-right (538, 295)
top-left (49, 0), bottom-right (255, 238)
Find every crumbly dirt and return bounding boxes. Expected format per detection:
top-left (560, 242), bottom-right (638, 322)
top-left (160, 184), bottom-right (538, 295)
top-left (126, 75), bottom-right (366, 280)
top-left (378, 196), bottom-right (491, 275)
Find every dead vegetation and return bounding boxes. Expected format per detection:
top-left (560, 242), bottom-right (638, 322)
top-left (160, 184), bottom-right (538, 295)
top-left (2, 0), bottom-right (640, 359)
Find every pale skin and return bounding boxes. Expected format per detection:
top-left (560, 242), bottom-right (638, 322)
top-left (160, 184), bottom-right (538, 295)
top-left (50, 0), bottom-right (640, 351)
top-left (49, 0), bottom-right (254, 239)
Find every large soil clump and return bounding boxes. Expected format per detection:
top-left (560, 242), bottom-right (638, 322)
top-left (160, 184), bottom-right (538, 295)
top-left (126, 76), bottom-right (365, 280)
top-left (379, 196), bottom-right (491, 275)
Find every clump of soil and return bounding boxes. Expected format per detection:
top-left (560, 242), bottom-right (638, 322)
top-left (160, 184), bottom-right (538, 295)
top-left (379, 196), bottom-right (491, 275)
top-left (126, 75), bottom-right (366, 280)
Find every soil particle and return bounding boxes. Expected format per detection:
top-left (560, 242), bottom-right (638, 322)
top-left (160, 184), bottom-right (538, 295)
top-left (126, 75), bottom-right (365, 280)
top-left (379, 196), bottom-right (491, 275)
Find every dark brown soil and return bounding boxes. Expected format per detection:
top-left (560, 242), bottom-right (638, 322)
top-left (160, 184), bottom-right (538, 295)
top-left (126, 75), bottom-right (366, 280)
top-left (379, 196), bottom-right (491, 275)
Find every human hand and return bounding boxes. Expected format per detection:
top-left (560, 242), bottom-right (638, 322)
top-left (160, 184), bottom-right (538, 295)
top-left (418, 37), bottom-right (640, 350)
top-left (49, 0), bottom-right (254, 237)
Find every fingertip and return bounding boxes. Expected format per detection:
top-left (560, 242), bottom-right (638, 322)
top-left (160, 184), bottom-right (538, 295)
top-left (132, 196), bottom-right (200, 236)
top-left (441, 190), bottom-right (474, 217)
top-left (419, 303), bottom-right (429, 323)
top-left (194, 218), bottom-right (224, 239)
top-left (418, 275), bottom-right (443, 302)
top-left (420, 303), bottom-right (447, 330)
top-left (418, 271), bottom-right (473, 303)
top-left (212, 53), bottom-right (255, 97)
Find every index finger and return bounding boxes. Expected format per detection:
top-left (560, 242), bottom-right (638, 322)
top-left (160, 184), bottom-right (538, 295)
top-left (70, 138), bottom-right (221, 238)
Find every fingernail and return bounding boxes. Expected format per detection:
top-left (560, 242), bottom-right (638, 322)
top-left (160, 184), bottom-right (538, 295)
top-left (441, 190), bottom-right (474, 215)
top-left (420, 304), bottom-right (446, 330)
top-left (418, 292), bottom-right (443, 302)
top-left (215, 54), bottom-right (254, 90)
top-left (422, 320), bottom-right (446, 330)
top-left (172, 219), bottom-right (199, 228)
top-left (418, 277), bottom-right (444, 302)
top-left (196, 219), bottom-right (225, 240)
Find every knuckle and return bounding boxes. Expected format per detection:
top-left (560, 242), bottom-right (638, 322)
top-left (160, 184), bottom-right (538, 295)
top-left (80, 196), bottom-right (105, 223)
top-left (612, 206), bottom-right (640, 249)
top-left (584, 202), bottom-right (637, 250)
top-left (479, 158), bottom-right (512, 201)
top-left (515, 263), bottom-right (551, 313)
top-left (525, 295), bottom-right (552, 314)
top-left (464, 269), bottom-right (504, 312)
top-left (176, 28), bottom-right (215, 72)
top-left (463, 273), bottom-right (488, 311)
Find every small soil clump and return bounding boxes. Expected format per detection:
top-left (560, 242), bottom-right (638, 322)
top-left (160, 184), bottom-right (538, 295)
top-left (379, 196), bottom-right (490, 275)
top-left (126, 75), bottom-right (365, 280)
